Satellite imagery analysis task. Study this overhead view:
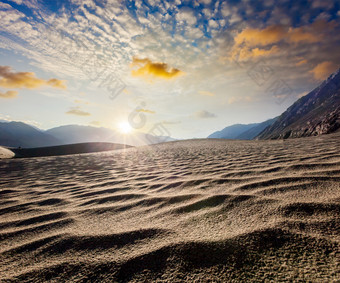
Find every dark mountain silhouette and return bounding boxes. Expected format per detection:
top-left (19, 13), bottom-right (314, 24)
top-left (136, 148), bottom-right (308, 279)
top-left (46, 125), bottom-right (175, 146)
top-left (0, 122), bottom-right (61, 148)
top-left (46, 125), bottom-right (116, 145)
top-left (208, 123), bottom-right (259, 139)
top-left (258, 68), bottom-right (340, 139)
top-left (207, 118), bottom-right (277, 140)
top-left (235, 118), bottom-right (277, 140)
top-left (0, 123), bottom-right (175, 148)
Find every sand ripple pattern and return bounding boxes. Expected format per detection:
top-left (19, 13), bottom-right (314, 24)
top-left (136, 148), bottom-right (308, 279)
top-left (0, 133), bottom-right (339, 282)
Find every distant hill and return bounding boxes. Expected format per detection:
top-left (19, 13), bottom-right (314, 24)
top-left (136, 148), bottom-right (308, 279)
top-left (235, 118), bottom-right (277, 140)
top-left (207, 118), bottom-right (277, 140)
top-left (0, 122), bottom-right (175, 148)
top-left (208, 123), bottom-right (259, 139)
top-left (46, 125), bottom-right (116, 145)
top-left (46, 125), bottom-right (175, 147)
top-left (258, 68), bottom-right (340, 139)
top-left (0, 122), bottom-right (60, 148)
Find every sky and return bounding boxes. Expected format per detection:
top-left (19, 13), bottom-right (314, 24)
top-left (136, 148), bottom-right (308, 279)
top-left (0, 0), bottom-right (340, 139)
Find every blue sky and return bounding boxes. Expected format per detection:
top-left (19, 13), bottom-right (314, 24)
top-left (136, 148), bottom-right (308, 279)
top-left (0, 0), bottom-right (340, 139)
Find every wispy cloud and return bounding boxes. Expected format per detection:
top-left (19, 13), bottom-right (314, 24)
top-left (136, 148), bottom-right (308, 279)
top-left (296, 59), bottom-right (308, 66)
top-left (194, 110), bottom-right (216, 119)
top-left (162, 120), bottom-right (181, 125)
top-left (228, 96), bottom-right (254, 105)
top-left (74, 99), bottom-right (90, 105)
top-left (0, 90), bottom-right (18, 98)
top-left (66, 107), bottom-right (91, 116)
top-left (136, 108), bottom-right (155, 114)
top-left (90, 121), bottom-right (101, 126)
top-left (199, 90), bottom-right (215, 97)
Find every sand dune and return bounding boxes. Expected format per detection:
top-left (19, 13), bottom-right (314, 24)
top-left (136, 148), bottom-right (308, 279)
top-left (0, 147), bottom-right (14, 159)
top-left (10, 142), bottom-right (133, 158)
top-left (0, 133), bottom-right (339, 282)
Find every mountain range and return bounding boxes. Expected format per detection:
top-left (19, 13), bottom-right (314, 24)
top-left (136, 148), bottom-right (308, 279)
top-left (209, 68), bottom-right (340, 140)
top-left (0, 123), bottom-right (174, 148)
top-left (0, 122), bottom-right (60, 148)
top-left (208, 118), bottom-right (277, 140)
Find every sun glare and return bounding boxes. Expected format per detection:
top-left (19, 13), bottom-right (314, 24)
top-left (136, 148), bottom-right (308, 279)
top-left (118, 121), bottom-right (132, 134)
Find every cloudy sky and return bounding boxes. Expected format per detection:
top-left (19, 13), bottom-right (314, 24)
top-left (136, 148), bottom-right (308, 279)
top-left (0, 0), bottom-right (340, 139)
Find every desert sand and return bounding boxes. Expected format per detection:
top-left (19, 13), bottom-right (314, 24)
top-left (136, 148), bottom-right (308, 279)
top-left (0, 133), bottom-right (339, 282)
top-left (0, 147), bottom-right (14, 159)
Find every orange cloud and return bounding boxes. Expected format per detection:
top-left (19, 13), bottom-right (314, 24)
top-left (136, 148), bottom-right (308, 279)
top-left (231, 20), bottom-right (333, 61)
top-left (236, 45), bottom-right (279, 60)
top-left (309, 61), bottom-right (338, 80)
top-left (0, 66), bottom-right (66, 90)
top-left (296, 59), bottom-right (308, 66)
top-left (228, 96), bottom-right (253, 105)
top-left (66, 107), bottom-right (91, 116)
top-left (47, 78), bottom-right (67, 89)
top-left (287, 27), bottom-right (318, 43)
top-left (199, 90), bottom-right (215, 96)
top-left (136, 108), bottom-right (155, 114)
top-left (0, 90), bottom-right (18, 99)
top-left (234, 25), bottom-right (286, 47)
top-left (131, 57), bottom-right (183, 80)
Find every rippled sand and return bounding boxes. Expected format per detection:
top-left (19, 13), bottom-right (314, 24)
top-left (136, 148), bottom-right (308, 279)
top-left (0, 133), bottom-right (339, 282)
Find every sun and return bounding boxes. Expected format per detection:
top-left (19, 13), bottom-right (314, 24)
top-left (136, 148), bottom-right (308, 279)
top-left (118, 121), bottom-right (133, 134)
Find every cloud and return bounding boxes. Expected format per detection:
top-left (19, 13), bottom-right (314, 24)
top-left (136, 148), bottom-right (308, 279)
top-left (194, 110), bottom-right (216, 119)
top-left (287, 27), bottom-right (318, 43)
top-left (236, 45), bottom-right (279, 61)
top-left (0, 90), bottom-right (18, 98)
top-left (296, 59), bottom-right (308, 66)
top-left (0, 66), bottom-right (66, 89)
top-left (176, 7), bottom-right (197, 26)
top-left (131, 57), bottom-right (183, 80)
top-left (66, 107), bottom-right (91, 116)
top-left (199, 0), bottom-right (211, 5)
top-left (311, 0), bottom-right (334, 9)
top-left (230, 21), bottom-right (330, 61)
top-left (228, 96), bottom-right (253, 104)
top-left (162, 120), bottom-right (181, 125)
top-left (199, 90), bottom-right (215, 96)
top-left (309, 61), bottom-right (338, 80)
top-left (9, 0), bottom-right (23, 5)
top-left (90, 121), bottom-right (101, 126)
top-left (136, 108), bottom-right (155, 114)
top-left (234, 25), bottom-right (286, 47)
top-left (74, 99), bottom-right (90, 104)
top-left (47, 78), bottom-right (67, 89)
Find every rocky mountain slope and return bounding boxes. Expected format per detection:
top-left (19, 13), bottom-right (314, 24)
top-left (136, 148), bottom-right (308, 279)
top-left (258, 68), bottom-right (340, 139)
